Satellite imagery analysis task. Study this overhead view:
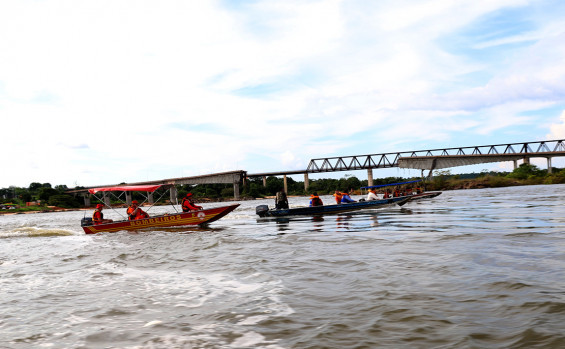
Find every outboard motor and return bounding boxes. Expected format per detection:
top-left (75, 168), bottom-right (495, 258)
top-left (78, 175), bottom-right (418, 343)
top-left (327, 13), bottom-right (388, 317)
top-left (255, 205), bottom-right (270, 217)
top-left (81, 217), bottom-right (93, 227)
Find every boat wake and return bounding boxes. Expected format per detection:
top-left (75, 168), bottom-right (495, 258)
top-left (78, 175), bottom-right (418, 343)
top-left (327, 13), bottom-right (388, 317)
top-left (0, 227), bottom-right (78, 238)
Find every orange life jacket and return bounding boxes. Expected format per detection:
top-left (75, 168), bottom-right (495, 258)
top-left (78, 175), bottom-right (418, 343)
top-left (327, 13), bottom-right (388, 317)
top-left (310, 195), bottom-right (323, 207)
top-left (92, 209), bottom-right (103, 224)
top-left (333, 192), bottom-right (343, 203)
top-left (127, 205), bottom-right (149, 220)
top-left (182, 198), bottom-right (202, 212)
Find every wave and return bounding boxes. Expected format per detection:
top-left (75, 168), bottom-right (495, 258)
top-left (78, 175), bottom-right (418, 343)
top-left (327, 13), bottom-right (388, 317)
top-left (0, 226), bottom-right (79, 238)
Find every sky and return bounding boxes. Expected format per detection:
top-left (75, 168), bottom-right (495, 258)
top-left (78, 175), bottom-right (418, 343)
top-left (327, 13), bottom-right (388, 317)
top-left (2, 0), bottom-right (565, 188)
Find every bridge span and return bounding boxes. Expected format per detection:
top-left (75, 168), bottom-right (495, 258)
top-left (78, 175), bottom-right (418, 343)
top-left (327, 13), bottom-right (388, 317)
top-left (248, 139), bottom-right (565, 192)
top-left (70, 140), bottom-right (565, 204)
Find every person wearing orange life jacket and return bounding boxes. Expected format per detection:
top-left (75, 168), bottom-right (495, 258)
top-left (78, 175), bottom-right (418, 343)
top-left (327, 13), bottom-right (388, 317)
top-left (93, 203), bottom-right (113, 225)
top-left (341, 191), bottom-right (356, 203)
top-left (383, 189), bottom-right (391, 198)
top-left (181, 193), bottom-right (202, 212)
top-left (127, 200), bottom-right (149, 220)
top-left (309, 193), bottom-right (324, 207)
top-left (333, 190), bottom-right (343, 204)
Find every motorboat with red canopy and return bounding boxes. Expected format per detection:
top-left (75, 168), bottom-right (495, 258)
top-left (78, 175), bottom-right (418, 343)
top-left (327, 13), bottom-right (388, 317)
top-left (81, 184), bottom-right (239, 234)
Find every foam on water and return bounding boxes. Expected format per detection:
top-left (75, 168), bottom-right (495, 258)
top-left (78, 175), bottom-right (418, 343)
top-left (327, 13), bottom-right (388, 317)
top-left (0, 226), bottom-right (78, 238)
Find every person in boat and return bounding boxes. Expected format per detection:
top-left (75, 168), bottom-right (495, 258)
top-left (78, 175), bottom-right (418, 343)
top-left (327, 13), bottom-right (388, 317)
top-left (127, 200), bottom-right (149, 220)
top-left (341, 191), bottom-right (356, 203)
top-left (309, 192), bottom-right (323, 207)
top-left (92, 204), bottom-right (113, 225)
top-left (416, 186), bottom-right (422, 194)
top-left (275, 189), bottom-right (289, 209)
top-left (366, 188), bottom-right (378, 201)
top-left (181, 193), bottom-right (203, 212)
top-left (383, 189), bottom-right (391, 198)
top-left (333, 190), bottom-right (343, 204)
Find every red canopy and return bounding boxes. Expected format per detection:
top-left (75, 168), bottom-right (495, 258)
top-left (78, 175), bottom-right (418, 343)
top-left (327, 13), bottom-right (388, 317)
top-left (88, 185), bottom-right (166, 194)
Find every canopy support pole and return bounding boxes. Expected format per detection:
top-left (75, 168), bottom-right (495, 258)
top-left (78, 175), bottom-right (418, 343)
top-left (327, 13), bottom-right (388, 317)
top-left (170, 186), bottom-right (178, 205)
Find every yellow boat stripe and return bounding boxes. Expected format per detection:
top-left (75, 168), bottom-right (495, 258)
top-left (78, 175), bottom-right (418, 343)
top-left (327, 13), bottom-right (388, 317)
top-left (87, 212), bottom-right (221, 234)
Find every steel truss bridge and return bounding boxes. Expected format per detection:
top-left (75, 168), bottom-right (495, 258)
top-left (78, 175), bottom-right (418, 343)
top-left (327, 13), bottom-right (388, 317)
top-left (306, 139), bottom-right (565, 174)
top-left (246, 139), bottom-right (565, 192)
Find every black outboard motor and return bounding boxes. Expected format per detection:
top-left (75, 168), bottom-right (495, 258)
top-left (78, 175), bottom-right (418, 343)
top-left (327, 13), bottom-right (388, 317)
top-left (81, 217), bottom-right (93, 227)
top-left (255, 205), bottom-right (270, 217)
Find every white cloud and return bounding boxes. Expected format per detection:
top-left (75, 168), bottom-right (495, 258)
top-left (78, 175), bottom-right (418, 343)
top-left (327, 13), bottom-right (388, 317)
top-left (1, 0), bottom-right (565, 187)
top-left (548, 110), bottom-right (565, 139)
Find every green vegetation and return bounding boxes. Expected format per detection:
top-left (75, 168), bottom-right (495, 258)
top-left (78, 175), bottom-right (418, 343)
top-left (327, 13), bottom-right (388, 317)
top-left (426, 164), bottom-right (565, 190)
top-left (0, 182), bottom-right (81, 213)
top-left (2, 164), bottom-right (564, 212)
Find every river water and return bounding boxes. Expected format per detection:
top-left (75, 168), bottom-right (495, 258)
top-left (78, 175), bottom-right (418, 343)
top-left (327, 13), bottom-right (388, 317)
top-left (1, 185), bottom-right (565, 349)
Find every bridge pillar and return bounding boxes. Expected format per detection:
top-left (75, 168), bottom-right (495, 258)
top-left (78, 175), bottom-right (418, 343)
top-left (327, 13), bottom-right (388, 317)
top-left (148, 192), bottom-right (154, 204)
top-left (233, 183), bottom-right (240, 200)
top-left (367, 169), bottom-right (374, 187)
top-left (103, 192), bottom-right (111, 207)
top-left (262, 176), bottom-right (267, 187)
top-left (283, 175), bottom-right (288, 194)
top-left (548, 157), bottom-right (553, 174)
top-left (513, 160), bottom-right (518, 170)
top-left (523, 157), bottom-right (530, 165)
top-left (170, 186), bottom-right (178, 205)
top-left (126, 192), bottom-right (132, 206)
top-left (304, 173), bottom-right (309, 191)
top-left (83, 195), bottom-right (91, 207)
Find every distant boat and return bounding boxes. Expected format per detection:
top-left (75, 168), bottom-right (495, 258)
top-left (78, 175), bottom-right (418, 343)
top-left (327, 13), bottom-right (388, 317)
top-left (81, 184), bottom-right (238, 234)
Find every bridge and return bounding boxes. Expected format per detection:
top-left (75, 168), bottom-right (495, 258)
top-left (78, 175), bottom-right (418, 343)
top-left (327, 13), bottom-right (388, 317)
top-left (248, 139), bottom-right (565, 192)
top-left (70, 139), bottom-right (565, 205)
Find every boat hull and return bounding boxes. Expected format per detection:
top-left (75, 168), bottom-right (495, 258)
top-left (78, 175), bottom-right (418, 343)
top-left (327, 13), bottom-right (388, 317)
top-left (257, 197), bottom-right (409, 218)
top-left (82, 204), bottom-right (239, 234)
top-left (398, 191), bottom-right (442, 206)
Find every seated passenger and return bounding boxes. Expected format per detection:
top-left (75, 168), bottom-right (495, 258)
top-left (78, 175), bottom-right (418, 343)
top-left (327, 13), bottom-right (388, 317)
top-left (181, 193), bottom-right (203, 212)
top-left (127, 200), bottom-right (149, 220)
top-left (275, 189), bottom-right (289, 209)
top-left (383, 189), bottom-right (391, 198)
top-left (341, 191), bottom-right (356, 203)
top-left (366, 189), bottom-right (378, 201)
top-left (333, 190), bottom-right (343, 205)
top-left (309, 192), bottom-right (324, 207)
top-left (92, 204), bottom-right (113, 225)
